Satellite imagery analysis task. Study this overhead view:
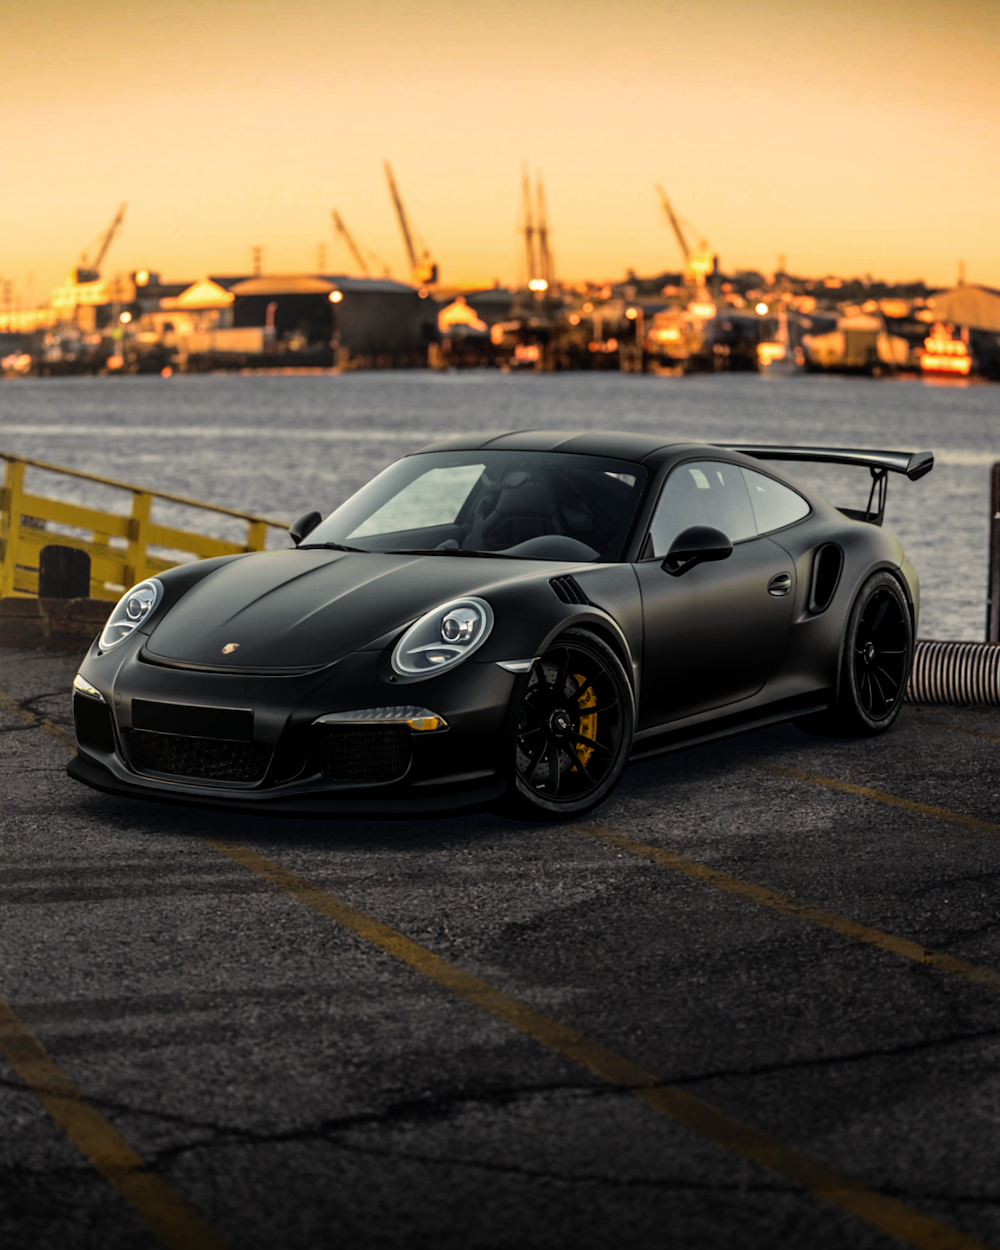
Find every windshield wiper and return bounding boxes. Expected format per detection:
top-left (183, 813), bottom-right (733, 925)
top-left (382, 547), bottom-right (512, 559)
top-left (298, 541), bottom-right (370, 553)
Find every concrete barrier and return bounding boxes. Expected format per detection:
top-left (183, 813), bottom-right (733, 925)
top-left (0, 597), bottom-right (111, 651)
top-left (907, 639), bottom-right (1000, 706)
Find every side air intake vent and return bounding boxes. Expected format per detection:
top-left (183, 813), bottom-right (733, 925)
top-left (550, 575), bottom-right (590, 605)
top-left (809, 544), bottom-right (844, 613)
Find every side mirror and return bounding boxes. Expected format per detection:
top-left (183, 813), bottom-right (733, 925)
top-left (661, 525), bottom-right (733, 576)
top-left (289, 510), bottom-right (322, 546)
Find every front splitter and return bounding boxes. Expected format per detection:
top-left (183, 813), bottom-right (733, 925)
top-left (67, 755), bottom-right (507, 820)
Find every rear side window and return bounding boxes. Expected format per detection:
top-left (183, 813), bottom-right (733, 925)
top-left (740, 469), bottom-right (810, 534)
top-left (647, 461), bottom-right (756, 557)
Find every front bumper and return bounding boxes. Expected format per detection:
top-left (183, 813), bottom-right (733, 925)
top-left (66, 754), bottom-right (506, 818)
top-left (69, 640), bottom-right (519, 817)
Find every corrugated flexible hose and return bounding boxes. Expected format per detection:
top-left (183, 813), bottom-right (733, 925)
top-left (907, 640), bottom-right (1000, 705)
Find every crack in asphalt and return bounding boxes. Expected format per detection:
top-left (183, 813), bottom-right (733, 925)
top-left (0, 879), bottom-right (275, 905)
top-left (904, 871), bottom-right (1000, 900)
top-left (669, 1023), bottom-right (1000, 1087)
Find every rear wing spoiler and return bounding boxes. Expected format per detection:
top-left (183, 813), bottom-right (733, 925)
top-left (719, 444), bottom-right (934, 526)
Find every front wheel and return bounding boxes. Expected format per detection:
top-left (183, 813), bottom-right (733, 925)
top-left (795, 570), bottom-right (913, 737)
top-left (494, 628), bottom-right (634, 821)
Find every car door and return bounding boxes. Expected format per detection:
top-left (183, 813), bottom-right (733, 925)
top-left (635, 459), bottom-right (797, 729)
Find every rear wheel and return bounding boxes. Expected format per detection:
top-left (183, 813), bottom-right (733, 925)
top-left (795, 570), bottom-right (913, 737)
top-left (495, 628), bottom-right (634, 821)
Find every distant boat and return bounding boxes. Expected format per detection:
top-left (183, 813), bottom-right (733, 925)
top-left (920, 323), bottom-right (972, 376)
top-left (757, 305), bottom-right (805, 375)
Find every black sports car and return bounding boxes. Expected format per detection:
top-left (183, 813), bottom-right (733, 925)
top-left (69, 431), bottom-right (933, 820)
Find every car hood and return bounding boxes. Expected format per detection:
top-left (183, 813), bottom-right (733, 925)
top-left (145, 549), bottom-right (531, 669)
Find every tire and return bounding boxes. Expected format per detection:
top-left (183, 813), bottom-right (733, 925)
top-left (795, 570), bottom-right (913, 738)
top-left (494, 628), bottom-right (635, 822)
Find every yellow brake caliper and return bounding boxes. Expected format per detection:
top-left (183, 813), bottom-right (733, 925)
top-left (573, 673), bottom-right (597, 769)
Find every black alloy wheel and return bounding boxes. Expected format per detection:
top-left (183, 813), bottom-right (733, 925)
top-left (796, 570), bottom-right (913, 737)
top-left (852, 582), bottom-right (910, 719)
top-left (498, 627), bottom-right (634, 821)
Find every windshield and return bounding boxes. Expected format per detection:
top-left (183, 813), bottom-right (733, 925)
top-left (306, 450), bottom-right (647, 562)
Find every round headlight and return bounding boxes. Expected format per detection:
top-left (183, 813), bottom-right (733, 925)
top-left (392, 597), bottom-right (494, 676)
top-left (99, 578), bottom-right (163, 651)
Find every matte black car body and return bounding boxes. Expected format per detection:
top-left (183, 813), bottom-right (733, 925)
top-left (68, 431), bottom-right (928, 818)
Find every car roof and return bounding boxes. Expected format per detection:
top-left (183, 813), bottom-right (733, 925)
top-left (412, 430), bottom-right (686, 462)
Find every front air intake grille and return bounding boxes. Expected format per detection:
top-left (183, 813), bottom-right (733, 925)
top-left (74, 695), bottom-right (116, 752)
top-left (550, 575), bottom-right (590, 605)
top-left (130, 729), bottom-right (271, 783)
top-left (315, 725), bottom-right (411, 783)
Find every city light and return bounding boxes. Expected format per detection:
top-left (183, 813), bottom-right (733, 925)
top-left (119, 311), bottom-right (132, 324)
top-left (135, 270), bottom-right (150, 286)
top-left (328, 290), bottom-right (344, 303)
top-left (625, 307), bottom-right (638, 320)
top-left (755, 302), bottom-right (768, 315)
top-left (528, 279), bottom-right (548, 292)
top-left (920, 327), bottom-right (972, 375)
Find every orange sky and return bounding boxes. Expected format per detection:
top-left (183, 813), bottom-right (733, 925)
top-left (2, 0), bottom-right (999, 301)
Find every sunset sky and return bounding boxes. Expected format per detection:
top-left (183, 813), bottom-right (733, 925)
top-left (2, 0), bottom-right (999, 301)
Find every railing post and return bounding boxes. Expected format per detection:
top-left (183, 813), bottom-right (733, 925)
top-left (0, 458), bottom-right (26, 598)
top-left (126, 491), bottom-right (152, 588)
top-left (988, 462), bottom-right (1000, 643)
top-left (245, 519), bottom-right (267, 552)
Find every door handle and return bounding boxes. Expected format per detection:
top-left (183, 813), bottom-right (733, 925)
top-left (768, 572), bottom-right (792, 597)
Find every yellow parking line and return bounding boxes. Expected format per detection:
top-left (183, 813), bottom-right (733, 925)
top-left (909, 709), bottom-right (1000, 747)
top-left (761, 762), bottom-right (1000, 838)
top-left (206, 837), bottom-right (986, 1250)
top-left (0, 686), bottom-right (77, 753)
top-left (6, 680), bottom-right (994, 1246)
top-left (572, 823), bottom-right (1000, 995)
top-left (944, 722), bottom-right (1000, 746)
top-left (0, 998), bottom-right (228, 1250)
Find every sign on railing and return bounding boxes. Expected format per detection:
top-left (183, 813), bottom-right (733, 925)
top-left (0, 451), bottom-right (289, 600)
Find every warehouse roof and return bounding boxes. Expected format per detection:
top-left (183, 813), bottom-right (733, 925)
top-left (929, 285), bottom-right (1000, 334)
top-left (229, 274), bottom-right (420, 297)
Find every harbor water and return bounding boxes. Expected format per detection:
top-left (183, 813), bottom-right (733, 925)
top-left (0, 371), bottom-right (997, 641)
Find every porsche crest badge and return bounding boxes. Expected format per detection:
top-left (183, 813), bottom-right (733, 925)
top-left (222, 643), bottom-right (240, 655)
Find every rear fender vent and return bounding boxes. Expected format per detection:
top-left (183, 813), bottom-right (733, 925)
top-left (549, 575), bottom-right (591, 606)
top-left (809, 543), bottom-right (844, 613)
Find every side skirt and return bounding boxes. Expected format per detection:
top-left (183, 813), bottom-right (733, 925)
top-left (628, 694), bottom-right (833, 764)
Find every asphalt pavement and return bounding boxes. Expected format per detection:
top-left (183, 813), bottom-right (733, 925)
top-left (2, 643), bottom-right (1000, 1250)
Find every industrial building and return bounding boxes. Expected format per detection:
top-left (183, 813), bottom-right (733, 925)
top-left (159, 274), bottom-right (438, 366)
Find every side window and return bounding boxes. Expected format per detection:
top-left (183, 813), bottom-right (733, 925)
top-left (647, 461), bottom-right (756, 558)
top-left (740, 469), bottom-right (810, 534)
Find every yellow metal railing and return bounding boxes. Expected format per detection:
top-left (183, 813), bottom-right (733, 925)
top-left (0, 451), bottom-right (289, 600)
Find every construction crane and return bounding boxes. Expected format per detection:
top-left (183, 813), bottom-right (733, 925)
top-left (655, 185), bottom-right (717, 289)
top-left (383, 161), bottom-right (438, 286)
top-left (75, 202), bottom-right (127, 283)
top-left (655, 184), bottom-right (690, 265)
top-left (331, 211), bottom-right (370, 276)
